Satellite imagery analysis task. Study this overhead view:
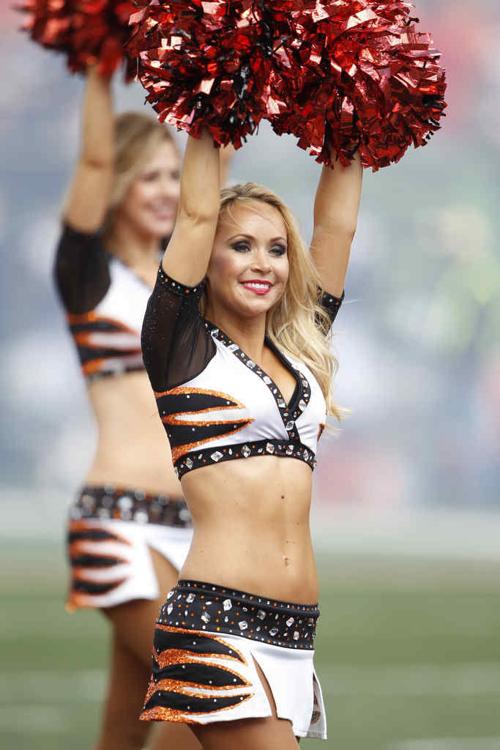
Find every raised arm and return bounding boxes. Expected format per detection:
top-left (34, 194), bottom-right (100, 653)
top-left (162, 130), bottom-right (220, 286)
top-left (63, 66), bottom-right (114, 232)
top-left (310, 151), bottom-right (363, 298)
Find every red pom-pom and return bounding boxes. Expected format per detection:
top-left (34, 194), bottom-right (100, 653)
top-left (17, 0), bottom-right (136, 78)
top-left (269, 0), bottom-right (447, 170)
top-left (128, 0), bottom-right (282, 148)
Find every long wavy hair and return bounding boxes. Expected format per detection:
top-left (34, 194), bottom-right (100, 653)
top-left (213, 183), bottom-right (341, 419)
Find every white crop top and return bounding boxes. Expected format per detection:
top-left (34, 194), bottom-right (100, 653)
top-left (54, 224), bottom-right (151, 380)
top-left (142, 267), bottom-right (343, 478)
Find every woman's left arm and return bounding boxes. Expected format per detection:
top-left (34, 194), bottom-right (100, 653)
top-left (310, 151), bottom-right (363, 298)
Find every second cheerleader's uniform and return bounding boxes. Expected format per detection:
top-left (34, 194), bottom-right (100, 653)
top-left (54, 225), bottom-right (193, 611)
top-left (139, 265), bottom-right (344, 739)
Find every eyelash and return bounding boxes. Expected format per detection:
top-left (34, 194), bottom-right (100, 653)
top-left (232, 242), bottom-right (287, 256)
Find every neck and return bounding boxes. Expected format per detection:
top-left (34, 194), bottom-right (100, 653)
top-left (105, 218), bottom-right (160, 268)
top-left (206, 304), bottom-right (267, 362)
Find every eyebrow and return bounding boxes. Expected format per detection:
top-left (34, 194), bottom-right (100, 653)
top-left (227, 233), bottom-right (287, 243)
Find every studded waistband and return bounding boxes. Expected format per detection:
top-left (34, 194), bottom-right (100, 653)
top-left (157, 579), bottom-right (319, 650)
top-left (70, 485), bottom-right (192, 528)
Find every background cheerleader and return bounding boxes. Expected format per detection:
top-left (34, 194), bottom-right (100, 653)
top-left (52, 65), bottom-right (200, 750)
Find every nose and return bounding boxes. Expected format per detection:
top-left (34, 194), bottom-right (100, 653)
top-left (159, 174), bottom-right (180, 201)
top-left (251, 246), bottom-right (272, 273)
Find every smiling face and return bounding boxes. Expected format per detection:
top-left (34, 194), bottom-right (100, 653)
top-left (115, 140), bottom-right (180, 240)
top-left (206, 200), bottom-right (289, 322)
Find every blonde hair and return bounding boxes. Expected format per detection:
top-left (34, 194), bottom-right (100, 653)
top-left (104, 112), bottom-right (178, 229)
top-left (214, 183), bottom-right (341, 419)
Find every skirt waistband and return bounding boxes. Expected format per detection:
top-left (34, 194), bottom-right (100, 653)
top-left (69, 485), bottom-right (192, 528)
top-left (158, 579), bottom-right (319, 650)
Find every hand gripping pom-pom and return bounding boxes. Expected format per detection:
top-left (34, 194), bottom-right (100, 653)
top-left (17, 0), bottom-right (137, 78)
top-left (128, 0), bottom-right (286, 148)
top-left (268, 0), bottom-right (447, 170)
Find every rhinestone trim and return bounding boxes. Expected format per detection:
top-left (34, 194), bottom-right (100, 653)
top-left (69, 485), bottom-right (192, 528)
top-left (157, 265), bottom-right (206, 298)
top-left (175, 438), bottom-right (316, 479)
top-left (156, 580), bottom-right (319, 650)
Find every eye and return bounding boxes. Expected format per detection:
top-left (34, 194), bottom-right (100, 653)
top-left (232, 241), bottom-right (250, 253)
top-left (141, 170), bottom-right (160, 183)
top-left (270, 244), bottom-right (287, 256)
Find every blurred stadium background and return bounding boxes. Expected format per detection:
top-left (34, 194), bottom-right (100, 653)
top-left (1, 0), bottom-right (499, 747)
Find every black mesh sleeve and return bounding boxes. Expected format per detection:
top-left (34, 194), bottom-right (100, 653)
top-left (53, 224), bottom-right (111, 314)
top-left (141, 266), bottom-right (216, 392)
top-left (316, 288), bottom-right (345, 333)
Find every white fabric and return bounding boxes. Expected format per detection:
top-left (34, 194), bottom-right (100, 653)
top-left (178, 632), bottom-right (327, 740)
top-left (177, 335), bottom-right (327, 457)
top-left (67, 518), bottom-right (192, 610)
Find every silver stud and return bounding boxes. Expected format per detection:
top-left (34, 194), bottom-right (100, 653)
top-left (241, 445), bottom-right (251, 458)
top-left (201, 612), bottom-right (211, 623)
top-left (166, 604), bottom-right (173, 615)
top-left (286, 617), bottom-right (295, 627)
top-left (186, 593), bottom-right (196, 603)
top-left (211, 451), bottom-right (223, 462)
top-left (293, 631), bottom-right (300, 640)
top-left (269, 627), bottom-right (279, 637)
top-left (185, 457), bottom-right (193, 470)
top-left (256, 610), bottom-right (266, 620)
top-left (238, 621), bottom-right (248, 631)
top-left (223, 599), bottom-right (232, 611)
top-left (265, 442), bottom-right (275, 454)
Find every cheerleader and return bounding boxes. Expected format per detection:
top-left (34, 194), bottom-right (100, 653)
top-left (54, 66), bottom-right (200, 749)
top-left (139, 130), bottom-right (362, 747)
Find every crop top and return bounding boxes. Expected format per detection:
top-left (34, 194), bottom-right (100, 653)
top-left (54, 224), bottom-right (152, 380)
top-left (141, 266), bottom-right (344, 479)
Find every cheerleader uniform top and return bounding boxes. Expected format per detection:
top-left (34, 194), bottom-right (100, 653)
top-left (141, 265), bottom-right (344, 479)
top-left (54, 224), bottom-right (151, 380)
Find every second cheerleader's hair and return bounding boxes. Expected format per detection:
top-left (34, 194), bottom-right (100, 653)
top-left (105, 112), bottom-right (178, 226)
top-left (206, 183), bottom-right (341, 419)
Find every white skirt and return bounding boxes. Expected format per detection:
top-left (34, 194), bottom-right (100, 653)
top-left (66, 485), bottom-right (192, 610)
top-left (141, 580), bottom-right (327, 740)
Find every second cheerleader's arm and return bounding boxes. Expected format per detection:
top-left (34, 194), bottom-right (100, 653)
top-left (63, 65), bottom-right (114, 232)
top-left (162, 130), bottom-right (220, 285)
top-left (310, 151), bottom-right (363, 298)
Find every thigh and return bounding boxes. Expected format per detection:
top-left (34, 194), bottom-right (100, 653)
top-left (191, 660), bottom-right (299, 750)
top-left (102, 546), bottom-right (179, 666)
top-left (97, 635), bottom-right (152, 750)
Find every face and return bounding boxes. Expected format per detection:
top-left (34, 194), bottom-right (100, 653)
top-left (117, 140), bottom-right (180, 239)
top-left (206, 200), bottom-right (289, 321)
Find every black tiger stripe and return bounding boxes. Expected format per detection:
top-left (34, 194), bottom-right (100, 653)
top-left (154, 626), bottom-right (245, 662)
top-left (72, 578), bottom-right (126, 596)
top-left (70, 554), bottom-right (126, 568)
top-left (154, 663), bottom-right (248, 688)
top-left (68, 528), bottom-right (123, 544)
top-left (144, 690), bottom-right (247, 715)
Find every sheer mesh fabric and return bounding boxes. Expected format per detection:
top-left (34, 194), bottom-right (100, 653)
top-left (141, 267), bottom-right (215, 392)
top-left (142, 268), bottom-right (344, 392)
top-left (53, 224), bottom-right (110, 314)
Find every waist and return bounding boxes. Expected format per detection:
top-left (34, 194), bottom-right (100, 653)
top-left (71, 485), bottom-right (192, 528)
top-left (159, 579), bottom-right (319, 650)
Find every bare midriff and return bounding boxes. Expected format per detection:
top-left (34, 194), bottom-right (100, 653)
top-left (84, 371), bottom-right (182, 497)
top-left (179, 455), bottom-right (318, 605)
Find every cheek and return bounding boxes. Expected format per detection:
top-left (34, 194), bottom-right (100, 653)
top-left (208, 251), bottom-right (244, 285)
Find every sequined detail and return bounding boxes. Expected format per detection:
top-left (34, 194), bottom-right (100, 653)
top-left (175, 438), bottom-right (316, 479)
top-left (157, 580), bottom-right (319, 650)
top-left (157, 265), bottom-right (206, 298)
top-left (69, 485), bottom-right (192, 528)
top-left (206, 323), bottom-right (312, 436)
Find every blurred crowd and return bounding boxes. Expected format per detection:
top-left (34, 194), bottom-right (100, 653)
top-left (1, 0), bottom-right (499, 524)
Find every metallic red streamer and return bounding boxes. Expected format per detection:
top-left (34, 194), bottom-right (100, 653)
top-left (17, 0), bottom-right (136, 78)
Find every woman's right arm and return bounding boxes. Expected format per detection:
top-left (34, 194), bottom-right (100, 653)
top-left (63, 66), bottom-right (114, 232)
top-left (162, 130), bottom-right (221, 286)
